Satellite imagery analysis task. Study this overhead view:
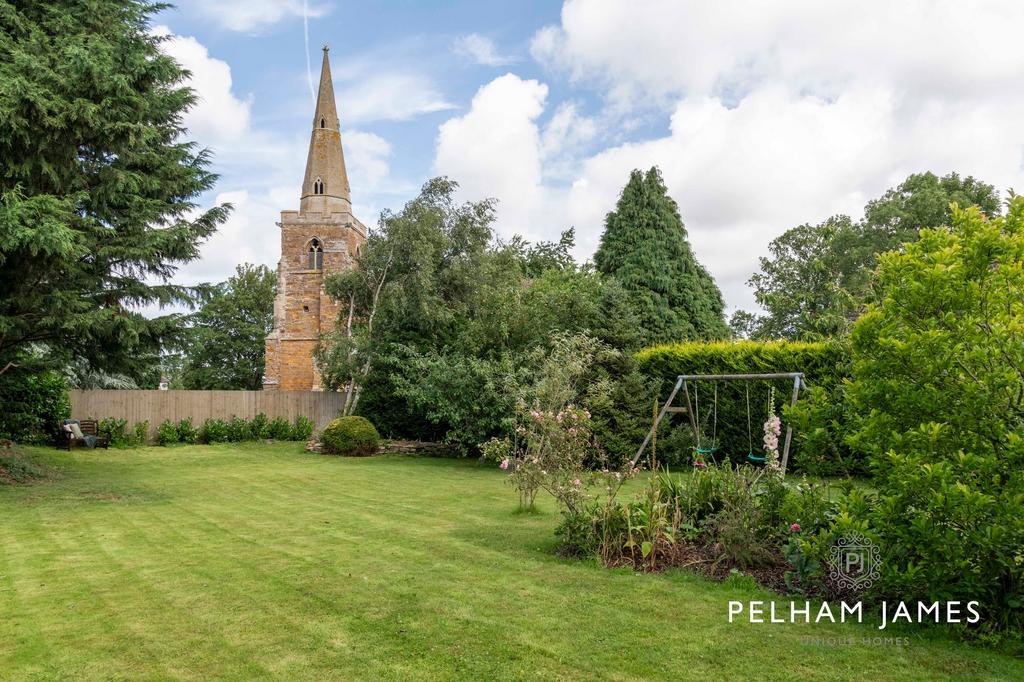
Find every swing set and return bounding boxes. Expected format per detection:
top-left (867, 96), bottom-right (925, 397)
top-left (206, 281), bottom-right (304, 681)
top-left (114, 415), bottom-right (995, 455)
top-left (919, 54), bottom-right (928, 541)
top-left (631, 372), bottom-right (808, 474)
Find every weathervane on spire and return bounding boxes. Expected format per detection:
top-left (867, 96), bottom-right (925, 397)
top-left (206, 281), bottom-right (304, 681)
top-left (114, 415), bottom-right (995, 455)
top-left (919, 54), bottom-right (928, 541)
top-left (322, 43), bottom-right (330, 53)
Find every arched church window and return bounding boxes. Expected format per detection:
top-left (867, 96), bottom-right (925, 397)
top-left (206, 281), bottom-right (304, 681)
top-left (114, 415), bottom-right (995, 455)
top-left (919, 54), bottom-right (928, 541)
top-left (320, 117), bottom-right (326, 129)
top-left (314, 177), bottom-right (324, 195)
top-left (307, 238), bottom-right (324, 269)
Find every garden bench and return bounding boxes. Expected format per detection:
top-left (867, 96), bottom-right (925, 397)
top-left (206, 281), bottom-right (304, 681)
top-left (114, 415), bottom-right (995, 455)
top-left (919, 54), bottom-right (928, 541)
top-left (60, 419), bottom-right (109, 450)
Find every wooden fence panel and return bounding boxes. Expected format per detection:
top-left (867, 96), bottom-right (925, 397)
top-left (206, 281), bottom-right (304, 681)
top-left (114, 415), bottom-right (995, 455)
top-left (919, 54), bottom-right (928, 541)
top-left (69, 390), bottom-right (345, 439)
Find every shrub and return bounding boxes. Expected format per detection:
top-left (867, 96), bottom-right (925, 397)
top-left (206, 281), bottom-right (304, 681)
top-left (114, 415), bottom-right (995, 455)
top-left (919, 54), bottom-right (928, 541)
top-left (176, 417), bottom-right (198, 444)
top-left (290, 415), bottom-right (314, 441)
top-left (226, 416), bottom-right (251, 442)
top-left (707, 485), bottom-right (774, 569)
top-left (636, 339), bottom-right (852, 473)
top-left (132, 421), bottom-right (149, 446)
top-left (98, 417), bottom-right (129, 447)
top-left (0, 369), bottom-right (70, 444)
top-left (845, 200), bottom-right (1024, 633)
top-left (482, 334), bottom-right (622, 511)
top-left (266, 416), bottom-right (292, 440)
top-left (320, 416), bottom-right (380, 456)
top-left (200, 418), bottom-right (229, 443)
top-left (250, 413), bottom-right (270, 440)
top-left (156, 419), bottom-right (179, 446)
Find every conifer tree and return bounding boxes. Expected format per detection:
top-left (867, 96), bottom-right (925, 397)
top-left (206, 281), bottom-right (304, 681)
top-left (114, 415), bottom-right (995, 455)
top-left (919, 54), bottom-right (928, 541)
top-left (0, 0), bottom-right (229, 376)
top-left (594, 167), bottom-right (728, 344)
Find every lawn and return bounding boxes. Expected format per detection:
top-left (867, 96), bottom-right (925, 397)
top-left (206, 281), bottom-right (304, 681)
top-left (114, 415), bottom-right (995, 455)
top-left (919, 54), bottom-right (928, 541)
top-left (1, 444), bottom-right (1021, 681)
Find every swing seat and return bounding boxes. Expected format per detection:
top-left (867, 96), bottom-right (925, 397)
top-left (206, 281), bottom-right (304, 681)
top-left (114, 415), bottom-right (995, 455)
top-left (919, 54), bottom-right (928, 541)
top-left (747, 451), bottom-right (765, 463)
top-left (693, 446), bottom-right (717, 467)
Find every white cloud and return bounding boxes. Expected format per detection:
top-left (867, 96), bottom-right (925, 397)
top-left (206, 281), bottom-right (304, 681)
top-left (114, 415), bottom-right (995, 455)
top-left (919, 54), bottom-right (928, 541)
top-left (434, 74), bottom-right (554, 242)
top-left (337, 73), bottom-right (454, 123)
top-left (433, 0), bottom-right (1024, 314)
top-left (344, 130), bottom-right (393, 191)
top-left (454, 33), bottom-right (515, 66)
top-left (540, 101), bottom-right (597, 180)
top-left (532, 0), bottom-right (1024, 110)
top-left (174, 189), bottom-right (281, 285)
top-left (192, 0), bottom-right (329, 33)
top-left (154, 27), bottom-right (253, 149)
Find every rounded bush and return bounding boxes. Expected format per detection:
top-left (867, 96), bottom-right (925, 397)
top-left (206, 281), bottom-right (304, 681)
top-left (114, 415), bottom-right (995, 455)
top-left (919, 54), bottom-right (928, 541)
top-left (320, 416), bottom-right (380, 456)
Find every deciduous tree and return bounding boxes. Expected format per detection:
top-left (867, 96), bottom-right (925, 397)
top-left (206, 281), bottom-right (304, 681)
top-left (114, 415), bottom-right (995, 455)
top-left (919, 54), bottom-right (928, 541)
top-left (180, 264), bottom-right (275, 390)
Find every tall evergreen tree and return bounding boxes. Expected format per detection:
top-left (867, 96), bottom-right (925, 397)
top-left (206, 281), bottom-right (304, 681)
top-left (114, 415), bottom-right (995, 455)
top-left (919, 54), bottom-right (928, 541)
top-left (594, 167), bottom-right (728, 344)
top-left (0, 0), bottom-right (229, 377)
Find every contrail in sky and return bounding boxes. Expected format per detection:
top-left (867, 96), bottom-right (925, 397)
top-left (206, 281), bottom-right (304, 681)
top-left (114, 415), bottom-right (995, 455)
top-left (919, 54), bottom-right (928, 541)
top-left (303, 0), bottom-right (315, 103)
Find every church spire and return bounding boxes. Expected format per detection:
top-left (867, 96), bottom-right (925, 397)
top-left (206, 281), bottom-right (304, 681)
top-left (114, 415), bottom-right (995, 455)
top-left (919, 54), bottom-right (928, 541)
top-left (300, 46), bottom-right (351, 214)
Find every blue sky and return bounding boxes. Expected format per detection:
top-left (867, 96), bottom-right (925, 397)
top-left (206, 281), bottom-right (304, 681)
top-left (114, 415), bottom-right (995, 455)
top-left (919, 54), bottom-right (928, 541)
top-left (156, 1), bottom-right (1024, 314)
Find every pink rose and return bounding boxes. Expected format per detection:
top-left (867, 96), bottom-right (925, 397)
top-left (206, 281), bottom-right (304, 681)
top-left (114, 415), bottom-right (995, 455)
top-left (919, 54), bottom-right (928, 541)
top-left (499, 459), bottom-right (509, 470)
top-left (790, 523), bottom-right (801, 532)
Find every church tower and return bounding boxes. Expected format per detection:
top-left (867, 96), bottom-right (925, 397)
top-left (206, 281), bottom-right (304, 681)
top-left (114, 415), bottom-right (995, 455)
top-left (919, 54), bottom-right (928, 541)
top-left (263, 47), bottom-right (366, 391)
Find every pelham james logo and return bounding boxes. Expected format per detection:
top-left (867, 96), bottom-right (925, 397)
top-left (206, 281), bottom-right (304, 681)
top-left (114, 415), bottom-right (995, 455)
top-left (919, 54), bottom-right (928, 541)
top-left (828, 531), bottom-right (881, 592)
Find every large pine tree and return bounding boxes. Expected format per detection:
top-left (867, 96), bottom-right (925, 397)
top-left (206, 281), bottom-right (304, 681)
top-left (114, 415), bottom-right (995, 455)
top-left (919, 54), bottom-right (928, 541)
top-left (0, 0), bottom-right (229, 376)
top-left (595, 167), bottom-right (727, 344)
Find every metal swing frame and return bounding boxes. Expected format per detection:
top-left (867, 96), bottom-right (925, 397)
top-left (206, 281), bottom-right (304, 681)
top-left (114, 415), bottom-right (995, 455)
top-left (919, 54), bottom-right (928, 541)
top-left (631, 372), bottom-right (808, 474)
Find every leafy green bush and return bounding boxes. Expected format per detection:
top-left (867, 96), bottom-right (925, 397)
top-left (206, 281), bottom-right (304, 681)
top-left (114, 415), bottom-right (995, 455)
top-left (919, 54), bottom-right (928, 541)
top-left (250, 413), bottom-right (270, 440)
top-left (131, 421), bottom-right (149, 446)
top-left (226, 416), bottom-right (251, 442)
top-left (98, 417), bottom-right (129, 447)
top-left (176, 417), bottom-right (198, 444)
top-left (156, 419), bottom-right (179, 446)
top-left (0, 369), bottom-right (70, 444)
top-left (636, 339), bottom-right (852, 473)
top-left (199, 418), bottom-right (228, 443)
top-left (707, 482), bottom-right (774, 569)
top-left (845, 200), bottom-right (1024, 633)
top-left (556, 462), bottom-right (849, 578)
top-left (320, 416), bottom-right (380, 456)
top-left (266, 416), bottom-right (291, 440)
top-left (290, 415), bottom-right (314, 441)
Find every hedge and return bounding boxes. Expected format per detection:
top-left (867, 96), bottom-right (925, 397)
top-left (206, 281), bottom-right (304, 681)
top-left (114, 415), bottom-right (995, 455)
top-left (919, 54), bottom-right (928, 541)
top-left (636, 340), bottom-right (855, 475)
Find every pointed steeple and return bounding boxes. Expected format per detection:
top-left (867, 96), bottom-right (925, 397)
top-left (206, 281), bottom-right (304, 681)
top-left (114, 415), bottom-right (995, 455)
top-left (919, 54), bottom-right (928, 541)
top-left (300, 46), bottom-right (351, 214)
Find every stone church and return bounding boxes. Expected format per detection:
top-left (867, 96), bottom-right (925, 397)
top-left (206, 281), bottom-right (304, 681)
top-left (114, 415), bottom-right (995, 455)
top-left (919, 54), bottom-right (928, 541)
top-left (263, 48), bottom-right (366, 391)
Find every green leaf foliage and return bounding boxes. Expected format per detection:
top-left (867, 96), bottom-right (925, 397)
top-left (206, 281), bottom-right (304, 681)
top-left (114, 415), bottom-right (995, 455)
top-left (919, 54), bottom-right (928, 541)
top-left (318, 177), bottom-right (654, 458)
top-left (848, 197), bottom-right (1024, 632)
top-left (595, 167), bottom-right (728, 344)
top-left (0, 0), bottom-right (230, 376)
top-left (744, 172), bottom-right (1001, 340)
top-left (180, 264), bottom-right (276, 390)
top-left (321, 416), bottom-right (380, 456)
top-left (0, 368), bottom-right (69, 444)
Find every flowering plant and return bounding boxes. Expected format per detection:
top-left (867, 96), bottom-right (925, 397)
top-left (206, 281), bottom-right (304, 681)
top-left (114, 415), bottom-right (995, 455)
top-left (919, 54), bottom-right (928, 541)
top-left (483, 403), bottom-right (609, 512)
top-left (762, 386), bottom-right (782, 476)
